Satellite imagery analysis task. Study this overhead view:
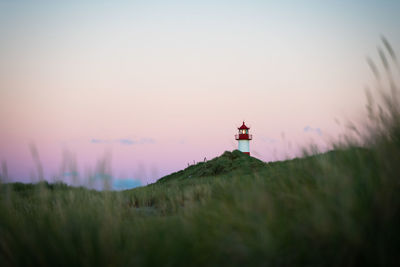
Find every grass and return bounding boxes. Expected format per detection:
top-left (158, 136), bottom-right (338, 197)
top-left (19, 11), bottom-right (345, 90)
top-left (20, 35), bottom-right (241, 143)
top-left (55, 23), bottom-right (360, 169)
top-left (1, 38), bottom-right (400, 266)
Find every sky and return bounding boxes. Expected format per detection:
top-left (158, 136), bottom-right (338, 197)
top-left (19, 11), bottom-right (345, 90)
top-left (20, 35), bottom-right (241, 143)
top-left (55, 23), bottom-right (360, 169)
top-left (1, 0), bottom-right (400, 188)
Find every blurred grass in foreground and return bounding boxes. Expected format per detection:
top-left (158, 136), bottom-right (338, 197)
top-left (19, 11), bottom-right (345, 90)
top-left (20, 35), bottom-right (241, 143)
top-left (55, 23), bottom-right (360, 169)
top-left (1, 38), bottom-right (400, 266)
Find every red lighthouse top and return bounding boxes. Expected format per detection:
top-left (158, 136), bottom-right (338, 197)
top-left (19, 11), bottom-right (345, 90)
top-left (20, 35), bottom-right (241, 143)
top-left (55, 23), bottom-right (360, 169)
top-left (238, 121), bottom-right (250, 130)
top-left (235, 121), bottom-right (252, 140)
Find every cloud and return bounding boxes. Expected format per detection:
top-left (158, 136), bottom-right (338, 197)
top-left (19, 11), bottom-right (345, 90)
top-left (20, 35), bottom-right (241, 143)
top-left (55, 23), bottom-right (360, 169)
top-left (87, 174), bottom-right (142, 190)
top-left (304, 126), bottom-right (322, 136)
top-left (117, 138), bottom-right (155, 145)
top-left (62, 171), bottom-right (79, 177)
top-left (91, 138), bottom-right (110, 144)
top-left (118, 139), bottom-right (135, 145)
top-left (91, 138), bottom-right (155, 145)
top-left (259, 136), bottom-right (277, 144)
top-left (112, 178), bottom-right (142, 190)
top-left (137, 138), bottom-right (155, 144)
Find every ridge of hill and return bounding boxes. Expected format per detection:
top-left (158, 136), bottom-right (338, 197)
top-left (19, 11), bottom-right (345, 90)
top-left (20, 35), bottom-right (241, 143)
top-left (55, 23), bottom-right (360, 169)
top-left (156, 150), bottom-right (266, 183)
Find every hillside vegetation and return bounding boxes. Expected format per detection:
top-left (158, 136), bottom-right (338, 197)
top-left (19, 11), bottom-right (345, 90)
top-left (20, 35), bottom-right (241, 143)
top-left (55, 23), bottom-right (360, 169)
top-left (1, 142), bottom-right (399, 266)
top-left (1, 39), bottom-right (400, 266)
top-left (157, 150), bottom-right (265, 183)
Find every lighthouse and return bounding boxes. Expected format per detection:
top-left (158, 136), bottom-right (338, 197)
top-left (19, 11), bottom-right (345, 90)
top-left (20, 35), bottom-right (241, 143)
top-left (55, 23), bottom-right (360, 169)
top-left (235, 121), bottom-right (252, 155)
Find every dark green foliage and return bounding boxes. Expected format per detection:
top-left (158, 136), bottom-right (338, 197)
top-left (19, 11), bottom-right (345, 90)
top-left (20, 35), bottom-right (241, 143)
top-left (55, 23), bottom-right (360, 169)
top-left (157, 150), bottom-right (265, 183)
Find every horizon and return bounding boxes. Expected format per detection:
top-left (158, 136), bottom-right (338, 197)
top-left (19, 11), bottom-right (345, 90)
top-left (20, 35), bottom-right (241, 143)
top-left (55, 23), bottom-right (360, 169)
top-left (1, 0), bottom-right (400, 189)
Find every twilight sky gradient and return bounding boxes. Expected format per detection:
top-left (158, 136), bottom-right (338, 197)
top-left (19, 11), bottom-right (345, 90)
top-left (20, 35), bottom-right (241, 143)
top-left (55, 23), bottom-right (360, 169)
top-left (1, 0), bottom-right (400, 186)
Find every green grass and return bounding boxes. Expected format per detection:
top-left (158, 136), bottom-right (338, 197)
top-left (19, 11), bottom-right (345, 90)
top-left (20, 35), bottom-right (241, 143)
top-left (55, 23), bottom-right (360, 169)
top-left (1, 38), bottom-right (400, 266)
top-left (1, 145), bottom-right (399, 266)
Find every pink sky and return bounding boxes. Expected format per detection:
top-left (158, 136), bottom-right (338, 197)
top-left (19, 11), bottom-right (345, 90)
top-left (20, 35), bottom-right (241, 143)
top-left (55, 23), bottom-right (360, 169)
top-left (1, 1), bottom-right (399, 186)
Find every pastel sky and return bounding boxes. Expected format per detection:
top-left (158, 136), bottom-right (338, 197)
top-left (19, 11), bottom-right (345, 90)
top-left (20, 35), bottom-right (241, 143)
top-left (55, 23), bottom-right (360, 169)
top-left (1, 0), bottom-right (400, 186)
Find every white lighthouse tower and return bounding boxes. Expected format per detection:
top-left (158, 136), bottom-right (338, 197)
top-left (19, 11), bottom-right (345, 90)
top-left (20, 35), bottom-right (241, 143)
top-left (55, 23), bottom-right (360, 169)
top-left (235, 121), bottom-right (252, 155)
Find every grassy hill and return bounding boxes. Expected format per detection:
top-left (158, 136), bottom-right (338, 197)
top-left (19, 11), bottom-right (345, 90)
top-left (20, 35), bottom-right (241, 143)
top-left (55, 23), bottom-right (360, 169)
top-left (157, 150), bottom-right (266, 183)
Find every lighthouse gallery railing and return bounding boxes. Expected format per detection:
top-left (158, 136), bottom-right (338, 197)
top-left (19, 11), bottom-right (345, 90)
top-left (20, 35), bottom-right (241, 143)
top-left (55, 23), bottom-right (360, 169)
top-left (235, 134), bottom-right (252, 140)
